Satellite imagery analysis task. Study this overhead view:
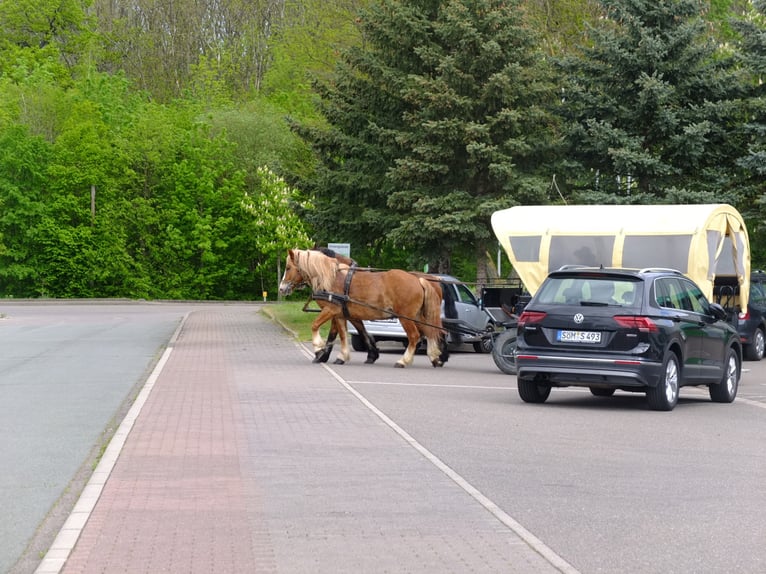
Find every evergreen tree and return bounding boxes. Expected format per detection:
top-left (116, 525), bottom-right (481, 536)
top-left (732, 0), bottom-right (766, 264)
top-left (296, 0), bottom-right (560, 273)
top-left (555, 0), bottom-right (747, 203)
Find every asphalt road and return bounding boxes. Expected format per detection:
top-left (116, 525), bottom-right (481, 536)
top-left (2, 303), bottom-right (765, 573)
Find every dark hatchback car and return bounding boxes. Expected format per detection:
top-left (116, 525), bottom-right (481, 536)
top-left (515, 267), bottom-right (742, 411)
top-left (738, 271), bottom-right (766, 361)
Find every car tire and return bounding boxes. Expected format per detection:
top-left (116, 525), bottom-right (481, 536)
top-left (351, 334), bottom-right (366, 352)
top-left (473, 326), bottom-right (495, 353)
top-left (517, 379), bottom-right (551, 403)
top-left (646, 353), bottom-right (680, 411)
top-left (744, 328), bottom-right (765, 361)
top-left (492, 330), bottom-right (517, 375)
top-left (590, 387), bottom-right (616, 397)
top-left (709, 347), bottom-right (740, 403)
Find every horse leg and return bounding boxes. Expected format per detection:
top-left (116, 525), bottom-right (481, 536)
top-left (424, 331), bottom-right (448, 367)
top-left (311, 308), bottom-right (337, 363)
top-left (332, 317), bottom-right (352, 364)
top-left (315, 320), bottom-right (337, 363)
top-left (350, 319), bottom-right (380, 364)
top-left (395, 320), bottom-right (421, 368)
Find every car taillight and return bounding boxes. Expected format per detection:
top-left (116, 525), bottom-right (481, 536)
top-left (613, 315), bottom-right (658, 332)
top-left (518, 311), bottom-right (546, 327)
top-left (739, 309), bottom-right (750, 321)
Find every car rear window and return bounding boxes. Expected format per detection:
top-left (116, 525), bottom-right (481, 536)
top-left (536, 276), bottom-right (643, 307)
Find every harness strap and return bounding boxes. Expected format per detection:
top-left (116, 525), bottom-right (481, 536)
top-left (312, 290), bottom-right (350, 304)
top-left (341, 264), bottom-right (357, 319)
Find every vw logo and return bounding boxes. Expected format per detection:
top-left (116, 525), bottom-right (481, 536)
top-left (573, 313), bottom-right (585, 324)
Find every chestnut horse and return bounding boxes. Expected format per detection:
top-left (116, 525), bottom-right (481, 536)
top-left (278, 248), bottom-right (448, 368)
top-left (311, 248), bottom-right (381, 364)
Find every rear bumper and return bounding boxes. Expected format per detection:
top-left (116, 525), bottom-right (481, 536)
top-left (516, 353), bottom-right (664, 389)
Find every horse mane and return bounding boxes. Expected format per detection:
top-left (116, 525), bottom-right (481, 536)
top-left (294, 249), bottom-right (346, 292)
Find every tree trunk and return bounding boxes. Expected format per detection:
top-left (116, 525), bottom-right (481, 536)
top-left (475, 241), bottom-right (488, 291)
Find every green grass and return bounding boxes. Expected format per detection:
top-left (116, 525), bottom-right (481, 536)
top-left (261, 301), bottom-right (332, 342)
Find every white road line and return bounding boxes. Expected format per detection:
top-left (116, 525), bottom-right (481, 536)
top-left (313, 353), bottom-right (581, 574)
top-left (348, 380), bottom-right (514, 390)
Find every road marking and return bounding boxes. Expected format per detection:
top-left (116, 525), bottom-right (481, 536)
top-left (312, 353), bottom-right (581, 574)
top-left (348, 380), bottom-right (513, 390)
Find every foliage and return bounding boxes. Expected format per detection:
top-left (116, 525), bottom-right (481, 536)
top-left (731, 0), bottom-right (766, 266)
top-left (0, 65), bottom-right (313, 298)
top-left (554, 0), bottom-right (748, 204)
top-left (2, 0), bottom-right (766, 296)
top-left (524, 0), bottom-right (602, 55)
top-left (295, 0), bottom-right (561, 275)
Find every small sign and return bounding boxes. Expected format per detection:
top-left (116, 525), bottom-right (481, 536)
top-left (327, 243), bottom-right (351, 257)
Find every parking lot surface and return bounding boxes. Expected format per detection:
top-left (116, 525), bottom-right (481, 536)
top-left (4, 302), bottom-right (765, 574)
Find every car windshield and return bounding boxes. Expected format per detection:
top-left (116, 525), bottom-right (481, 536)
top-left (536, 276), bottom-right (642, 307)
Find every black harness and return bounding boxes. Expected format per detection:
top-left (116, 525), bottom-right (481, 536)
top-left (312, 263), bottom-right (357, 319)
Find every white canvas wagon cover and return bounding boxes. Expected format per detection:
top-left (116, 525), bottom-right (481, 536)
top-left (491, 204), bottom-right (750, 307)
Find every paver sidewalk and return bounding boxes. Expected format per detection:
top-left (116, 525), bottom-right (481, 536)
top-left (38, 308), bottom-right (564, 573)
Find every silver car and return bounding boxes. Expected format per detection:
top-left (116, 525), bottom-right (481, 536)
top-left (347, 274), bottom-right (496, 353)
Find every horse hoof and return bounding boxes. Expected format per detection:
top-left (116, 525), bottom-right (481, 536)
top-left (431, 360), bottom-right (444, 368)
top-left (313, 351), bottom-right (330, 363)
top-left (367, 350), bottom-right (380, 362)
top-left (364, 358), bottom-right (377, 364)
top-left (333, 358), bottom-right (345, 365)
top-left (394, 362), bottom-right (405, 368)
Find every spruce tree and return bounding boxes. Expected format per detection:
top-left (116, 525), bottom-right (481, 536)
top-left (556, 0), bottom-right (746, 203)
top-left (732, 0), bottom-right (766, 263)
top-left (296, 0), bottom-right (560, 273)
top-left (733, 0), bottom-right (766, 181)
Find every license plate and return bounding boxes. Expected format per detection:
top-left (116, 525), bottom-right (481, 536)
top-left (557, 330), bottom-right (602, 343)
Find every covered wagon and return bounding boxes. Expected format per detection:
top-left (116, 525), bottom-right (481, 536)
top-left (490, 204), bottom-right (751, 309)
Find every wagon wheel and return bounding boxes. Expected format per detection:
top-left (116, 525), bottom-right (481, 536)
top-left (492, 330), bottom-right (517, 375)
top-left (473, 325), bottom-right (495, 353)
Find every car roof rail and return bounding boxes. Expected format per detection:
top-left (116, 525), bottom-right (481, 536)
top-left (638, 267), bottom-right (683, 275)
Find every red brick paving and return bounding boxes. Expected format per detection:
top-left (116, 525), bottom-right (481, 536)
top-left (47, 307), bottom-right (566, 574)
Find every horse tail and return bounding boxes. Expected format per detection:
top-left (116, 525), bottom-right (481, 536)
top-left (419, 277), bottom-right (449, 365)
top-left (418, 277), bottom-right (443, 337)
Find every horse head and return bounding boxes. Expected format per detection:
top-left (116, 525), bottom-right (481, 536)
top-left (278, 249), bottom-right (306, 296)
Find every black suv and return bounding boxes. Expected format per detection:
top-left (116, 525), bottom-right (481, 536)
top-left (515, 267), bottom-right (742, 411)
top-left (738, 271), bottom-right (766, 361)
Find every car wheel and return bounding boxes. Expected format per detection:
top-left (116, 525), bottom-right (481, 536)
top-left (517, 379), bottom-right (551, 403)
top-left (351, 334), bottom-right (366, 352)
top-left (744, 328), bottom-right (765, 361)
top-left (491, 330), bottom-right (517, 375)
top-left (473, 326), bottom-right (495, 353)
top-left (709, 347), bottom-right (740, 403)
top-left (646, 353), bottom-right (679, 411)
top-left (590, 387), bottom-right (615, 397)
